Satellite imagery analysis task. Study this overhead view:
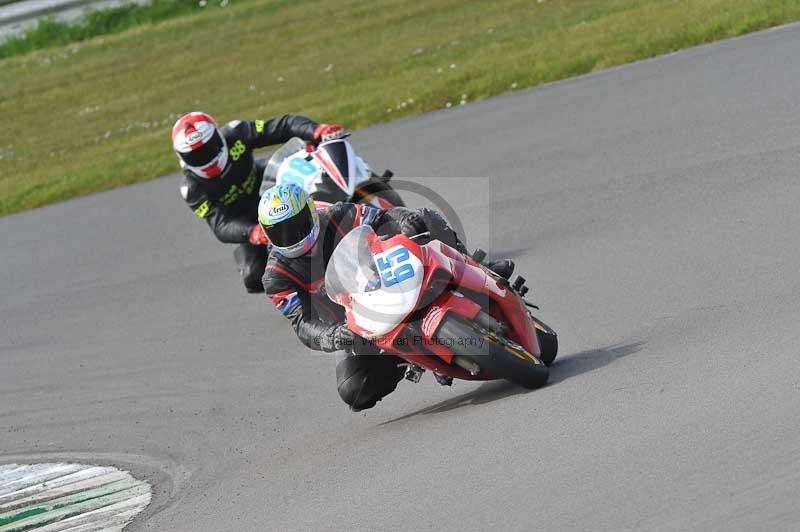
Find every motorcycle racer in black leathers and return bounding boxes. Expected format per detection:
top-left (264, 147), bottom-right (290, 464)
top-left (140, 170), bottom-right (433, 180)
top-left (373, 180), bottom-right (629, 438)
top-left (259, 183), bottom-right (515, 411)
top-left (172, 111), bottom-right (345, 292)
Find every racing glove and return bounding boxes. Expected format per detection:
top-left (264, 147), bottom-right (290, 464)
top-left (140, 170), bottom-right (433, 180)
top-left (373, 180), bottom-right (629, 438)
top-left (332, 325), bottom-right (357, 351)
top-left (248, 224), bottom-right (269, 246)
top-left (313, 123), bottom-right (346, 143)
top-left (398, 211), bottom-right (429, 239)
top-left (333, 325), bottom-right (381, 355)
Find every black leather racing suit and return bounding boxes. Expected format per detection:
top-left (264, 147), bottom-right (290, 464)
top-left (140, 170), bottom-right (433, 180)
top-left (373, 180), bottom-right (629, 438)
top-left (180, 115), bottom-right (318, 292)
top-left (262, 202), bottom-right (465, 410)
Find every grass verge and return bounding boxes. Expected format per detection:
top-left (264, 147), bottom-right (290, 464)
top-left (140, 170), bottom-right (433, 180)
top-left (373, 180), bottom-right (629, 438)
top-left (2, 0), bottom-right (800, 216)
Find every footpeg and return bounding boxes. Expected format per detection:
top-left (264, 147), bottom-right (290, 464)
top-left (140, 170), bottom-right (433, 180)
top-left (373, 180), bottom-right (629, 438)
top-left (405, 364), bottom-right (425, 383)
top-left (434, 373), bottom-right (453, 386)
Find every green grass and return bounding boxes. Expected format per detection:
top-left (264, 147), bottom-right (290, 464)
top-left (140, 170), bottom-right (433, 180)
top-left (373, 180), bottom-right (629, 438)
top-left (2, 0), bottom-right (800, 216)
top-left (0, 0), bottom-right (232, 58)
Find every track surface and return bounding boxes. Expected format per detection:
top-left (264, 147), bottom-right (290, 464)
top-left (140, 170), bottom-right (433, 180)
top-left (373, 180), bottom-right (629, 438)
top-left (3, 25), bottom-right (800, 532)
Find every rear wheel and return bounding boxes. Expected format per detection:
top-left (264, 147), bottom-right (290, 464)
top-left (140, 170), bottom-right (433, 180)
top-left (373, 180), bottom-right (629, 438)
top-left (436, 316), bottom-right (549, 389)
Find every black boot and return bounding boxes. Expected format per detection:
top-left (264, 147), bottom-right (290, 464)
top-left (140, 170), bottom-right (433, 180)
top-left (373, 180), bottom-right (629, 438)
top-left (484, 259), bottom-right (515, 280)
top-left (234, 243), bottom-right (268, 293)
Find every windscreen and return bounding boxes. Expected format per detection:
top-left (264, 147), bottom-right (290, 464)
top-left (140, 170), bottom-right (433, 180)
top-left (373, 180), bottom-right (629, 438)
top-left (325, 225), bottom-right (382, 304)
top-left (263, 137), bottom-right (309, 183)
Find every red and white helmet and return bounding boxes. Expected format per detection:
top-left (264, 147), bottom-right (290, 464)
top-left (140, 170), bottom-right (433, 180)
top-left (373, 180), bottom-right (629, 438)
top-left (171, 112), bottom-right (229, 179)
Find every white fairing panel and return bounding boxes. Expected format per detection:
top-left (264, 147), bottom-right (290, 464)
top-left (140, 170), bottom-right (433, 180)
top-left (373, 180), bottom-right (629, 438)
top-left (262, 137), bottom-right (375, 200)
top-left (342, 140), bottom-right (373, 188)
top-left (350, 245), bottom-right (423, 338)
top-left (276, 151), bottom-right (325, 193)
top-left (315, 139), bottom-right (373, 196)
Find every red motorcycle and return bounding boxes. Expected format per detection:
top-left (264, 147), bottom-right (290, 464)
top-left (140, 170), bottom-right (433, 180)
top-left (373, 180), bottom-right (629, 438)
top-left (325, 226), bottom-right (558, 388)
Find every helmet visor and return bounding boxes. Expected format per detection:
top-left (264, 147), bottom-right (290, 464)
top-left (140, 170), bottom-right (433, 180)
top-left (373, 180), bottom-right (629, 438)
top-left (264, 203), bottom-right (314, 248)
top-left (181, 130), bottom-right (225, 168)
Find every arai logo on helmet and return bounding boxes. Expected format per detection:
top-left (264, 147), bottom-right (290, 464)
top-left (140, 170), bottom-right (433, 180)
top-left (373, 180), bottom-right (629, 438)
top-left (186, 131), bottom-right (204, 144)
top-left (269, 204), bottom-right (290, 217)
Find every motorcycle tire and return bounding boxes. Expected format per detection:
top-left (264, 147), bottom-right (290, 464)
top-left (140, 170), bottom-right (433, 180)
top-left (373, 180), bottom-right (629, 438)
top-left (352, 178), bottom-right (406, 207)
top-left (436, 316), bottom-right (549, 389)
top-left (532, 318), bottom-right (558, 366)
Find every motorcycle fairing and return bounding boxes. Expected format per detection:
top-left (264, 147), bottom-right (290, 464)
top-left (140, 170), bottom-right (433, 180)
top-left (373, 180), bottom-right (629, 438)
top-left (327, 228), bottom-right (541, 375)
top-left (263, 137), bottom-right (375, 205)
top-left (377, 239), bottom-right (539, 358)
top-left (313, 141), bottom-right (354, 194)
top-left (416, 291), bottom-right (481, 363)
top-left (313, 140), bottom-right (380, 207)
top-left (346, 240), bottom-right (424, 339)
top-left (422, 241), bottom-right (540, 356)
top-left (326, 229), bottom-right (424, 338)
top-left (275, 150), bottom-right (325, 194)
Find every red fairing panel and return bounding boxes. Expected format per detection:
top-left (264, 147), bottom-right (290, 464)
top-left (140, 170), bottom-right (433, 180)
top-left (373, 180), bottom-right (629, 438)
top-left (418, 292), bottom-right (481, 363)
top-left (368, 232), bottom-right (423, 260)
top-left (422, 240), bottom-right (540, 356)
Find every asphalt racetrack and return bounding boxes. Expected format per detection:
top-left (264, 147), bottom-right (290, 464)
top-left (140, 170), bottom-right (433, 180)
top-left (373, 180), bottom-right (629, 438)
top-left (3, 24), bottom-right (800, 532)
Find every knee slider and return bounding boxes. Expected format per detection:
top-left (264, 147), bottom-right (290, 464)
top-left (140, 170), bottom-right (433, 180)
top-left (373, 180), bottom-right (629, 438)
top-left (336, 356), bottom-right (402, 410)
top-left (337, 368), bottom-right (377, 410)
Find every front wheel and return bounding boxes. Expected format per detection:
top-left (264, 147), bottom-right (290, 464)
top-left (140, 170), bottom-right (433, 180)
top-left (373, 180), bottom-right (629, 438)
top-left (533, 318), bottom-right (558, 366)
top-left (436, 316), bottom-right (549, 389)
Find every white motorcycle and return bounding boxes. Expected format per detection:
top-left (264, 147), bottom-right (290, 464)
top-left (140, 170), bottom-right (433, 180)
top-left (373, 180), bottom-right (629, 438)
top-left (260, 136), bottom-right (404, 208)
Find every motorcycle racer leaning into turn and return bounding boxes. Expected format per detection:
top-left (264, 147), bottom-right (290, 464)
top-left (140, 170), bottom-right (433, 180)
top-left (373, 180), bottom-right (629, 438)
top-left (260, 183), bottom-right (515, 411)
top-left (172, 111), bottom-right (346, 293)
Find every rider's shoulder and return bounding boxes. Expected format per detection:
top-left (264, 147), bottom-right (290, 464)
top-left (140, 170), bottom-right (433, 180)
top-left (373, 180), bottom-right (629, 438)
top-left (220, 120), bottom-right (247, 139)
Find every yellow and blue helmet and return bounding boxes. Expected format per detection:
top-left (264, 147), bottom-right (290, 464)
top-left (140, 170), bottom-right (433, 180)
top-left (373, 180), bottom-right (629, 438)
top-left (258, 183), bottom-right (320, 258)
